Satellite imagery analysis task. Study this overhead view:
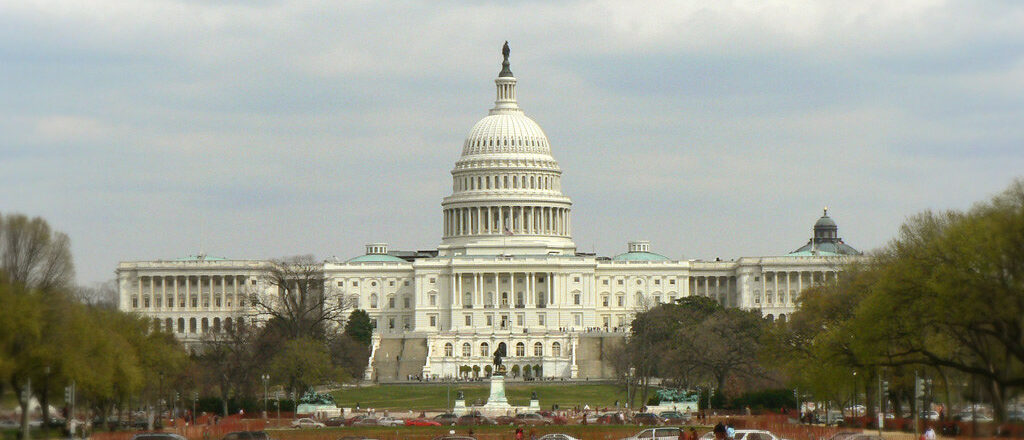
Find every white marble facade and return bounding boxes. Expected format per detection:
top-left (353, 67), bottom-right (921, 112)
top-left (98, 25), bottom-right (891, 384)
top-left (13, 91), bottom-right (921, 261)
top-left (117, 48), bottom-right (862, 378)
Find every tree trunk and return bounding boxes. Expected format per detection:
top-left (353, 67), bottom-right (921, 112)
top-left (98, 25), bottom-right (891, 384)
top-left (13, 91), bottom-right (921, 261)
top-left (19, 395), bottom-right (31, 440)
top-left (988, 379), bottom-right (1007, 423)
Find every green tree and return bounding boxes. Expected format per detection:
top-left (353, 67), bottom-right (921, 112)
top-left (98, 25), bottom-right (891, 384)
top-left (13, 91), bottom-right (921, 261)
top-left (269, 338), bottom-right (342, 396)
top-left (344, 309), bottom-right (373, 346)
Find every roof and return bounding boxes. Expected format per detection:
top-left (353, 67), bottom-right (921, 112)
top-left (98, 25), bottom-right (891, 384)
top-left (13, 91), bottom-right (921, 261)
top-left (611, 251), bottom-right (671, 261)
top-left (174, 255), bottom-right (227, 261)
top-left (345, 254), bottom-right (408, 263)
top-left (788, 240), bottom-right (861, 256)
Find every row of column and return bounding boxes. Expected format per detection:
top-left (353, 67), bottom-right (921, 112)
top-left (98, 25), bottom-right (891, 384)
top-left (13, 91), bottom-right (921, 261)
top-left (759, 270), bottom-right (838, 304)
top-left (134, 275), bottom-right (244, 309)
top-left (443, 205), bottom-right (570, 237)
top-left (448, 272), bottom-right (557, 308)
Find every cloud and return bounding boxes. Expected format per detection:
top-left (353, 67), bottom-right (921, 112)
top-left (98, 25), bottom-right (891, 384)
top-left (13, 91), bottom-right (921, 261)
top-left (1, 0), bottom-right (1023, 284)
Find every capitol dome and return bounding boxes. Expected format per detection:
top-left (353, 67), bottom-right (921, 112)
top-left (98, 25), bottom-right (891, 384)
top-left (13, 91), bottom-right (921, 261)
top-left (438, 42), bottom-right (576, 257)
top-left (462, 113), bottom-right (552, 157)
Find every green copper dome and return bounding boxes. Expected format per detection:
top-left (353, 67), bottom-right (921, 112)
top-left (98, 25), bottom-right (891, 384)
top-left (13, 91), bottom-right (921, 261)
top-left (346, 254), bottom-right (407, 263)
top-left (612, 251), bottom-right (670, 261)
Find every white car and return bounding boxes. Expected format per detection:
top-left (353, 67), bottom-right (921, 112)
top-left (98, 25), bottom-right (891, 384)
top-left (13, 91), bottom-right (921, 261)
top-left (291, 417), bottom-right (325, 429)
top-left (733, 430), bottom-right (790, 440)
top-left (620, 427), bottom-right (684, 440)
top-left (377, 416), bottom-right (404, 427)
top-left (539, 434), bottom-right (581, 440)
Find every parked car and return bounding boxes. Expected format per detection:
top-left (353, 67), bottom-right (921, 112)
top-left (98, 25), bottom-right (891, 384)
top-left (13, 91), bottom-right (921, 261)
top-left (351, 417), bottom-right (381, 427)
top-left (732, 430), bottom-right (790, 440)
top-left (433, 413), bottom-right (459, 425)
top-left (632, 413), bottom-right (662, 426)
top-left (291, 418), bottom-right (325, 429)
top-left (514, 413), bottom-right (551, 426)
top-left (494, 415), bottom-right (516, 425)
top-left (537, 411), bottom-right (569, 425)
top-left (538, 434), bottom-right (581, 440)
top-left (375, 417), bottom-right (403, 427)
top-left (658, 411), bottom-right (688, 425)
top-left (619, 427), bottom-right (684, 440)
top-left (131, 435), bottom-right (187, 440)
top-left (823, 431), bottom-right (860, 440)
top-left (405, 418), bottom-right (442, 427)
top-left (457, 413), bottom-right (495, 425)
top-left (344, 415), bottom-right (368, 426)
top-left (596, 412), bottom-right (629, 425)
top-left (222, 431), bottom-right (271, 440)
top-left (920, 411), bottom-right (940, 421)
top-left (325, 417), bottom-right (348, 427)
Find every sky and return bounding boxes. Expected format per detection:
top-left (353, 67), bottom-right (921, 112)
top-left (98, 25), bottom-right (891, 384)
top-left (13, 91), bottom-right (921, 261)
top-left (2, 0), bottom-right (1023, 286)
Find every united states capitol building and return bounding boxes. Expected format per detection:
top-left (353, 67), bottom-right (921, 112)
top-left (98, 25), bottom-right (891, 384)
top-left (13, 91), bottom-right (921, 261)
top-left (117, 45), bottom-right (862, 381)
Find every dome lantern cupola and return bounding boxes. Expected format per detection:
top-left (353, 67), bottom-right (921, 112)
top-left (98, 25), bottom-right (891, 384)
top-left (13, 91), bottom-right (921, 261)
top-left (788, 208), bottom-right (861, 256)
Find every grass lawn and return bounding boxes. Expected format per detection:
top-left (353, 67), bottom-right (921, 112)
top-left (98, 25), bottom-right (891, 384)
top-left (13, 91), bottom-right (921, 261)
top-left (331, 383), bottom-right (627, 411)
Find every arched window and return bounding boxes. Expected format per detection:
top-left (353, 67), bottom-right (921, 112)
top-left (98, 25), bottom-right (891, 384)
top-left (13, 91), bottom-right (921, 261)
top-left (552, 342), bottom-right (561, 357)
top-left (213, 317), bottom-right (221, 332)
top-left (238, 317), bottom-right (245, 330)
top-left (462, 343), bottom-right (471, 357)
top-left (444, 343), bottom-right (453, 357)
top-left (370, 293), bottom-right (378, 308)
top-left (177, 318), bottom-right (185, 333)
top-left (480, 342), bottom-right (490, 357)
top-left (189, 318), bottom-right (197, 333)
top-left (463, 292), bottom-right (472, 305)
top-left (165, 318), bottom-right (172, 331)
top-left (516, 342), bottom-right (525, 356)
top-left (534, 342), bottom-right (543, 356)
top-left (225, 317), bottom-right (233, 332)
top-left (153, 318), bottom-right (161, 331)
top-left (516, 292), bottom-right (524, 307)
top-left (201, 318), bottom-right (209, 332)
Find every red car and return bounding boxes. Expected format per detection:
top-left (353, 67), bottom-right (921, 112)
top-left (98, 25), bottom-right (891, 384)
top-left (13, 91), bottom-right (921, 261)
top-left (405, 418), bottom-right (442, 427)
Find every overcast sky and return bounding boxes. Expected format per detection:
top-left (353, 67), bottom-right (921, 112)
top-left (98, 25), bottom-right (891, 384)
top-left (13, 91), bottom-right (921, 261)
top-left (2, 0), bottom-right (1023, 285)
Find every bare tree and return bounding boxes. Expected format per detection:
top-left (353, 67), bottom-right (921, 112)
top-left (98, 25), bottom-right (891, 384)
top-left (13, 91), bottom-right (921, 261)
top-left (74, 279), bottom-right (118, 308)
top-left (247, 255), bottom-right (355, 340)
top-left (0, 213), bottom-right (74, 291)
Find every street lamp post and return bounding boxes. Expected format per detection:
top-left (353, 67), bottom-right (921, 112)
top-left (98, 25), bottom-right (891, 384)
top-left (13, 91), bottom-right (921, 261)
top-left (852, 371), bottom-right (858, 418)
top-left (261, 374), bottom-right (270, 419)
top-left (192, 392), bottom-right (198, 426)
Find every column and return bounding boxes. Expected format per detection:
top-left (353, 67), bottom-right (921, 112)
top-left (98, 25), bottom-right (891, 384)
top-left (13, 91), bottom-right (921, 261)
top-left (472, 273), bottom-right (478, 307)
top-left (510, 272), bottom-right (515, 308)
top-left (798, 271), bottom-right (803, 293)
top-left (761, 273), bottom-right (767, 304)
top-left (450, 273), bottom-right (456, 306)
top-left (160, 276), bottom-right (166, 308)
top-left (173, 276), bottom-right (179, 307)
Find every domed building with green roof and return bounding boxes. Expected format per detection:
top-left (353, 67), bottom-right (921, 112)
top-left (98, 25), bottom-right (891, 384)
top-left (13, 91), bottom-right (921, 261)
top-left (116, 44), bottom-right (866, 382)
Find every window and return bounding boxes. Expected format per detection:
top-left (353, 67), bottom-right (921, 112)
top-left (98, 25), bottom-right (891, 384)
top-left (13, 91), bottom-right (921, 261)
top-left (371, 281), bottom-right (377, 286)
top-left (486, 315), bottom-right (493, 326)
top-left (574, 314), bottom-right (582, 326)
top-left (429, 277), bottom-right (436, 283)
top-left (177, 318), bottom-right (185, 333)
top-left (215, 298), bottom-right (221, 307)
top-left (465, 315), bottom-right (472, 326)
top-left (132, 296), bottom-right (138, 308)
top-left (462, 343), bottom-right (471, 357)
top-left (337, 281), bottom-right (343, 286)
top-left (636, 279), bottom-right (642, 285)
top-left (654, 279), bottom-right (660, 285)
top-left (573, 293), bottom-right (581, 305)
top-left (389, 281), bottom-right (395, 286)
top-left (388, 318), bottom-right (395, 329)
top-left (617, 296), bottom-right (624, 307)
top-left (403, 296), bottom-right (410, 308)
top-left (617, 279), bottom-right (623, 285)
top-left (754, 276), bottom-right (760, 282)
top-left (602, 279), bottom-right (609, 285)
top-left (388, 296), bottom-right (395, 308)
top-left (251, 279), bottom-right (256, 285)
top-left (404, 280), bottom-right (410, 286)
top-left (538, 314), bottom-right (545, 326)
top-left (653, 296), bottom-right (661, 303)
top-left (429, 294), bottom-right (437, 306)
top-left (516, 313), bottom-right (524, 326)
top-left (552, 342), bottom-right (561, 357)
top-left (602, 315), bottom-right (610, 328)
top-left (538, 276), bottom-right (545, 282)
top-left (444, 343), bottom-right (453, 356)
top-left (515, 342), bottom-right (525, 356)
top-left (534, 342), bottom-right (543, 356)
top-left (191, 297), bottom-right (197, 308)
top-left (429, 315), bottom-right (437, 327)
top-left (602, 296), bottom-right (609, 307)
top-left (370, 294), bottom-right (378, 308)
top-left (480, 342), bottom-right (489, 357)
top-left (573, 276), bottom-right (580, 282)
top-left (669, 279), bottom-right (676, 285)
top-left (352, 281), bottom-right (359, 286)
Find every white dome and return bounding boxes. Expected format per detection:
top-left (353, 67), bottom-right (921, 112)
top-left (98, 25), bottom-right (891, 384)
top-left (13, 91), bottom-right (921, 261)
top-left (462, 113), bottom-right (552, 157)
